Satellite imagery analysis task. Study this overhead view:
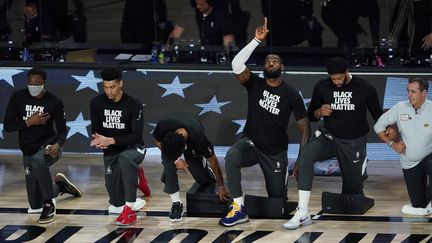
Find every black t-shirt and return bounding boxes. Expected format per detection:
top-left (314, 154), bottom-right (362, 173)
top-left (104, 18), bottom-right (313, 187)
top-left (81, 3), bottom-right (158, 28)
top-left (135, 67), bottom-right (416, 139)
top-left (308, 76), bottom-right (383, 139)
top-left (153, 112), bottom-right (214, 158)
top-left (90, 93), bottom-right (144, 156)
top-left (196, 7), bottom-right (233, 46)
top-left (3, 89), bottom-right (67, 156)
top-left (243, 73), bottom-right (307, 155)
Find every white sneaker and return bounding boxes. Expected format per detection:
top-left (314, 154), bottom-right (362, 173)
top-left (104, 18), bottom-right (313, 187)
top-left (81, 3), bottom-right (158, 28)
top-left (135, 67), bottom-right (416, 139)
top-left (108, 198), bottom-right (146, 214)
top-left (401, 203), bottom-right (432, 216)
top-left (134, 198), bottom-right (146, 211)
top-left (283, 208), bottom-right (312, 230)
top-left (28, 199), bottom-right (56, 214)
top-left (28, 207), bottom-right (43, 214)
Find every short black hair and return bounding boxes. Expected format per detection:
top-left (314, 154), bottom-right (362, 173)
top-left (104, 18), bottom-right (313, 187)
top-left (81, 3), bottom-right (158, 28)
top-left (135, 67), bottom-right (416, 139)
top-left (265, 54), bottom-right (283, 64)
top-left (100, 67), bottom-right (122, 81)
top-left (327, 57), bottom-right (348, 74)
top-left (27, 67), bottom-right (47, 81)
top-left (409, 77), bottom-right (429, 91)
top-left (161, 132), bottom-right (186, 160)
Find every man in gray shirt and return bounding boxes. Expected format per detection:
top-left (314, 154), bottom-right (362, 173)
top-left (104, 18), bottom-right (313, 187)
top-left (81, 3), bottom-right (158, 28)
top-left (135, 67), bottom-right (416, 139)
top-left (374, 77), bottom-right (432, 215)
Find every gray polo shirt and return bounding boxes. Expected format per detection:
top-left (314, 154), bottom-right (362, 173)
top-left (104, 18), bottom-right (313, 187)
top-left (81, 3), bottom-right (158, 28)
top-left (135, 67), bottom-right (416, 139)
top-left (374, 99), bottom-right (432, 169)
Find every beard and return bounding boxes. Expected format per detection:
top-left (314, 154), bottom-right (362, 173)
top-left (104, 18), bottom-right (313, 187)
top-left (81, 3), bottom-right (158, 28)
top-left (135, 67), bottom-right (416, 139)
top-left (263, 68), bottom-right (282, 79)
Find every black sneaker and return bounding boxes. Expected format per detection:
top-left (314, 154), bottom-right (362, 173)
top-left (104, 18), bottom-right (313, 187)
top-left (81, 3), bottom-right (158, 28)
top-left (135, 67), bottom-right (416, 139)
top-left (55, 173), bottom-right (83, 197)
top-left (169, 202), bottom-right (183, 222)
top-left (39, 202), bottom-right (55, 224)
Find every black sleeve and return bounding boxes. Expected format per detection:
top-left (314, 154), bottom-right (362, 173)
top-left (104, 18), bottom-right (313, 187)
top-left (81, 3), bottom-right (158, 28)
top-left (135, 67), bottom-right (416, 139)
top-left (241, 72), bottom-right (256, 90)
top-left (307, 82), bottom-right (323, 122)
top-left (114, 99), bottom-right (144, 146)
top-left (289, 87), bottom-right (308, 121)
top-left (199, 136), bottom-right (215, 159)
top-left (54, 99), bottom-right (67, 146)
top-left (152, 122), bottom-right (164, 142)
top-left (3, 92), bottom-right (28, 132)
top-left (366, 83), bottom-right (383, 122)
top-left (90, 98), bottom-right (102, 135)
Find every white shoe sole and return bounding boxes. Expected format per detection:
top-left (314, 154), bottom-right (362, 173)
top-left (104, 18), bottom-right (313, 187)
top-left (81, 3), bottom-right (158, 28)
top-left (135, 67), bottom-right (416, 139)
top-left (401, 204), bottom-right (431, 216)
top-left (108, 198), bottom-right (146, 214)
top-left (169, 217), bottom-right (183, 222)
top-left (56, 173), bottom-right (83, 197)
top-left (28, 208), bottom-right (43, 214)
top-left (28, 199), bottom-right (56, 214)
top-left (283, 218), bottom-right (312, 230)
top-left (38, 212), bottom-right (56, 224)
top-left (221, 216), bottom-right (249, 227)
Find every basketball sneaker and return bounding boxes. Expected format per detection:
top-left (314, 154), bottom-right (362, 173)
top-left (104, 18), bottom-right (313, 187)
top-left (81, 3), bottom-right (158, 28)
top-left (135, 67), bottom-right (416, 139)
top-left (401, 203), bottom-right (432, 216)
top-left (29, 199), bottom-right (56, 214)
top-left (219, 202), bottom-right (249, 227)
top-left (108, 198), bottom-right (146, 214)
top-left (169, 202), bottom-right (183, 222)
top-left (38, 201), bottom-right (56, 224)
top-left (283, 207), bottom-right (312, 230)
top-left (55, 173), bottom-right (83, 197)
top-left (115, 205), bottom-right (137, 226)
top-left (137, 166), bottom-right (151, 197)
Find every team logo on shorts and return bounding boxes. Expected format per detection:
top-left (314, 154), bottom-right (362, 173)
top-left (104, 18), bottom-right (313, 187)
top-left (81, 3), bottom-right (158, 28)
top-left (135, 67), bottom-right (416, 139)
top-left (274, 161), bottom-right (281, 172)
top-left (106, 166), bottom-right (112, 175)
top-left (24, 167), bottom-right (30, 176)
top-left (353, 152), bottom-right (360, 163)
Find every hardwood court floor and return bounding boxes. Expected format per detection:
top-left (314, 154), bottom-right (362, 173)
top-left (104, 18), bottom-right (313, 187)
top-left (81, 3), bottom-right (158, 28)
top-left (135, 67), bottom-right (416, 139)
top-left (0, 154), bottom-right (431, 242)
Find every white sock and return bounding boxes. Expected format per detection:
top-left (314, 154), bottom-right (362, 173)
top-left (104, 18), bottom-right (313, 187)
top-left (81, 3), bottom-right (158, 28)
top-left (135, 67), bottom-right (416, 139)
top-left (169, 191), bottom-right (181, 203)
top-left (233, 196), bottom-right (244, 206)
top-left (298, 190), bottom-right (311, 212)
top-left (125, 201), bottom-right (134, 208)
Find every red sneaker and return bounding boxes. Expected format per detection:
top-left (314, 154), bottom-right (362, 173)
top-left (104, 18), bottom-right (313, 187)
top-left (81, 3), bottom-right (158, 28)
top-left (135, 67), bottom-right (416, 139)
top-left (137, 166), bottom-right (151, 197)
top-left (115, 205), bottom-right (137, 226)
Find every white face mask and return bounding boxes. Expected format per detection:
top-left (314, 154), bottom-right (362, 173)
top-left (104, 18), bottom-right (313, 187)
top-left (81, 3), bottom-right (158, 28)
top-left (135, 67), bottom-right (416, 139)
top-left (28, 85), bottom-right (44, 97)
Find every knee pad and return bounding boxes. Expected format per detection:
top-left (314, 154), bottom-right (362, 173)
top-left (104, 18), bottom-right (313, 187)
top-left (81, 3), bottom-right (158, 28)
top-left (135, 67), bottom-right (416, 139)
top-left (224, 149), bottom-right (241, 166)
top-left (244, 194), bottom-right (297, 219)
top-left (321, 191), bottom-right (374, 214)
top-left (186, 182), bottom-right (228, 216)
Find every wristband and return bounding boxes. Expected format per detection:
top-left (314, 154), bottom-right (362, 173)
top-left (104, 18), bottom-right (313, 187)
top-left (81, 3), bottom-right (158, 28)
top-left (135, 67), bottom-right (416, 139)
top-left (253, 37), bottom-right (262, 43)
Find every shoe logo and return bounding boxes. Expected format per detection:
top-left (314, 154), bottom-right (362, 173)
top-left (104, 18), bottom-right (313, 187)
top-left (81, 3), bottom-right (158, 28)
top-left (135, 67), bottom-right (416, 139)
top-left (353, 159), bottom-right (360, 163)
top-left (300, 217), bottom-right (309, 223)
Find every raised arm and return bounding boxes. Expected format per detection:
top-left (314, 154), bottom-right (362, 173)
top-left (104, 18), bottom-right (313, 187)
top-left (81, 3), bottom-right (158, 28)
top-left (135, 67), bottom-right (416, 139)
top-left (231, 17), bottom-right (269, 84)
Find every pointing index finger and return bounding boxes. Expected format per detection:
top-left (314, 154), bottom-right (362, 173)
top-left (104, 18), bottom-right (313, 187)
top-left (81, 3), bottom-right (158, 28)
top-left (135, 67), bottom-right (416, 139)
top-left (264, 17), bottom-right (267, 29)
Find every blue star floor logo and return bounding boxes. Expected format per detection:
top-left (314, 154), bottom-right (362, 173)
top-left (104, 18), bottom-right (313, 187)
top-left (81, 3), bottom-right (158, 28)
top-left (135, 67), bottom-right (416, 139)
top-left (195, 95), bottom-right (231, 116)
top-left (72, 71), bottom-right (100, 92)
top-left (66, 113), bottom-right (91, 139)
top-left (0, 69), bottom-right (24, 87)
top-left (158, 75), bottom-right (194, 98)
